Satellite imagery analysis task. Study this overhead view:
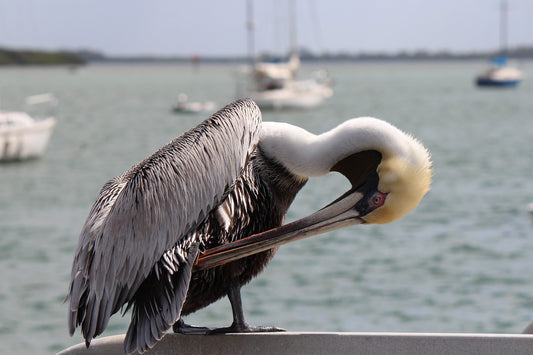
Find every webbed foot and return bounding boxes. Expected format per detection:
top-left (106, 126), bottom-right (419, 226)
top-left (209, 322), bottom-right (285, 334)
top-left (172, 318), bottom-right (212, 335)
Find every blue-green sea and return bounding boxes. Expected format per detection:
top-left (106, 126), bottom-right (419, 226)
top-left (1, 61), bottom-right (532, 354)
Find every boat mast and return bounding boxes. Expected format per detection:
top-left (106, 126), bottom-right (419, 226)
top-left (289, 0), bottom-right (298, 60)
top-left (246, 0), bottom-right (256, 65)
top-left (500, 0), bottom-right (508, 56)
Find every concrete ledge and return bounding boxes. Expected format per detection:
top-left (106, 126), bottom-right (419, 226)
top-left (58, 332), bottom-right (533, 355)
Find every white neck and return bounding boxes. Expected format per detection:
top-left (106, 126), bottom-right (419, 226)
top-left (259, 118), bottom-right (428, 178)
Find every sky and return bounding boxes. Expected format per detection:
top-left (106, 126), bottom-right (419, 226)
top-left (0, 0), bottom-right (532, 57)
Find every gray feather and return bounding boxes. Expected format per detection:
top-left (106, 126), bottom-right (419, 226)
top-left (66, 98), bottom-right (262, 350)
top-left (123, 243), bottom-right (198, 355)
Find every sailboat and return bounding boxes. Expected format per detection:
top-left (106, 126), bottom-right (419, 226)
top-left (236, 0), bottom-right (333, 109)
top-left (476, 0), bottom-right (523, 87)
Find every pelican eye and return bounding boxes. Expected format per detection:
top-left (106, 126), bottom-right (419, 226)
top-left (369, 192), bottom-right (387, 208)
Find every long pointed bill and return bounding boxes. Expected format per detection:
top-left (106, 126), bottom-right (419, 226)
top-left (194, 190), bottom-right (365, 271)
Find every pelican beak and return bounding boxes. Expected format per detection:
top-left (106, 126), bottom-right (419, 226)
top-left (195, 172), bottom-right (384, 271)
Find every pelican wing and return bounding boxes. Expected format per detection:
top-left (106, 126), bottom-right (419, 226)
top-left (67, 99), bottom-right (262, 346)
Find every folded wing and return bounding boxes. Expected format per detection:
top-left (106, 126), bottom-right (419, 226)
top-left (66, 99), bottom-right (262, 351)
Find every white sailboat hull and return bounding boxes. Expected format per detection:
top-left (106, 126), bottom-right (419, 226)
top-left (0, 113), bottom-right (56, 161)
top-left (476, 65), bottom-right (523, 87)
top-left (244, 78), bottom-right (333, 110)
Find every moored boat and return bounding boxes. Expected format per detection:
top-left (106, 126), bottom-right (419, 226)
top-left (0, 93), bottom-right (57, 162)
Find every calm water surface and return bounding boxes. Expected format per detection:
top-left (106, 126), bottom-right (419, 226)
top-left (1, 61), bottom-right (532, 354)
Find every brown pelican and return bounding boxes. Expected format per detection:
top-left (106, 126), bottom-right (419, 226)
top-left (66, 98), bottom-right (431, 354)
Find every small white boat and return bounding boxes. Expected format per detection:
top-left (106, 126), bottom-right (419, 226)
top-left (172, 93), bottom-right (216, 114)
top-left (0, 94), bottom-right (57, 162)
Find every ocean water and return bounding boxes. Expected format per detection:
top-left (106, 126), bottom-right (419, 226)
top-left (1, 61), bottom-right (532, 354)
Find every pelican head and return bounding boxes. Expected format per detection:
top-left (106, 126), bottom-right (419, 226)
top-left (196, 117), bottom-right (432, 269)
top-left (330, 117), bottom-right (431, 224)
top-left (259, 117), bottom-right (431, 223)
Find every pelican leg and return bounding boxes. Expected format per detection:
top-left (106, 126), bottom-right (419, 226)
top-left (209, 278), bottom-right (285, 334)
top-left (172, 318), bottom-right (212, 335)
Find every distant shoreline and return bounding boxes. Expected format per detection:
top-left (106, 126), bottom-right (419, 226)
top-left (1, 46), bottom-right (533, 66)
top-left (0, 48), bottom-right (86, 66)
